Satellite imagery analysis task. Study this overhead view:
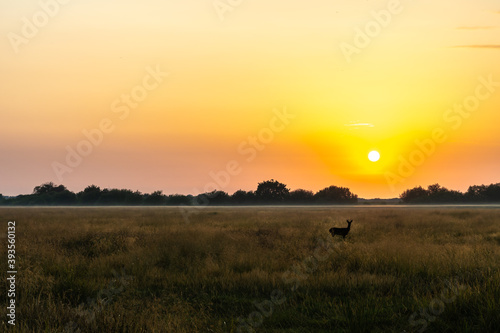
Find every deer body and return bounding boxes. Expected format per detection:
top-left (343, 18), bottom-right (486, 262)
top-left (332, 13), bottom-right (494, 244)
top-left (329, 220), bottom-right (353, 240)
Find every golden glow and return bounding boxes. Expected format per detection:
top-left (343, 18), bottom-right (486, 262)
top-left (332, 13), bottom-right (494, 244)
top-left (0, 0), bottom-right (499, 198)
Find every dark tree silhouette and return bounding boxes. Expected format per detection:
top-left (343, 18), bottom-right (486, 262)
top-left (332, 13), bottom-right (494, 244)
top-left (466, 185), bottom-right (487, 202)
top-left (426, 184), bottom-right (463, 203)
top-left (77, 185), bottom-right (102, 205)
top-left (427, 183), bottom-right (445, 196)
top-left (197, 190), bottom-right (230, 205)
top-left (144, 191), bottom-right (167, 205)
top-left (315, 186), bottom-right (357, 204)
top-left (400, 186), bottom-right (428, 203)
top-left (167, 194), bottom-right (191, 205)
top-left (7, 179), bottom-right (499, 206)
top-left (289, 189), bottom-right (314, 204)
top-left (33, 182), bottom-right (67, 195)
top-left (29, 182), bottom-right (77, 205)
top-left (400, 184), bottom-right (464, 203)
top-left (466, 183), bottom-right (500, 202)
top-left (255, 179), bottom-right (290, 203)
top-left (231, 190), bottom-right (256, 204)
top-left (97, 189), bottom-right (143, 205)
top-left (484, 183), bottom-right (500, 201)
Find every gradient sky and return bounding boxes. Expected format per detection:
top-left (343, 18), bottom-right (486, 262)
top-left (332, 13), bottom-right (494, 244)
top-left (1, 0), bottom-right (499, 198)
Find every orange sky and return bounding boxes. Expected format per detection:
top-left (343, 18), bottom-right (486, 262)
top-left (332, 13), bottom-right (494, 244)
top-left (1, 0), bottom-right (499, 198)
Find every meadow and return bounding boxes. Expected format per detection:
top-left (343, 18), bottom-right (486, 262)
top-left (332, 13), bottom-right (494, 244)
top-left (1, 206), bottom-right (499, 332)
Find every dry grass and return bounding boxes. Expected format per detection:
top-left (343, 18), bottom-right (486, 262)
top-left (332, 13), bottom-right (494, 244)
top-left (0, 206), bottom-right (499, 332)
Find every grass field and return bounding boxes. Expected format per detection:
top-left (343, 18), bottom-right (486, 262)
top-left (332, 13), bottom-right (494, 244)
top-left (1, 206), bottom-right (500, 332)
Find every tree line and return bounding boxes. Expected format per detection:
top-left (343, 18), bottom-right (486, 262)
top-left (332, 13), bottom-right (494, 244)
top-left (0, 180), bottom-right (358, 206)
top-left (400, 183), bottom-right (500, 203)
top-left (2, 181), bottom-right (499, 206)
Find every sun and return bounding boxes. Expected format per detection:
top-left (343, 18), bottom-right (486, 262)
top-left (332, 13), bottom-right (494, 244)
top-left (368, 150), bottom-right (380, 162)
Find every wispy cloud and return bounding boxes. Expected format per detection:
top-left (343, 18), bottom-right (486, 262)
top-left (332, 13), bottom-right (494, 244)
top-left (344, 122), bottom-right (374, 129)
top-left (456, 26), bottom-right (495, 30)
top-left (452, 45), bottom-right (500, 49)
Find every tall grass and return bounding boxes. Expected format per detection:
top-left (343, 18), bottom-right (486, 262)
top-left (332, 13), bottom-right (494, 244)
top-left (1, 207), bottom-right (499, 332)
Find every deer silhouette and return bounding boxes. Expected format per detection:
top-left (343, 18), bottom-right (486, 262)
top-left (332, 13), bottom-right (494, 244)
top-left (329, 220), bottom-right (353, 240)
